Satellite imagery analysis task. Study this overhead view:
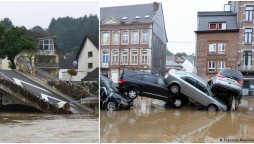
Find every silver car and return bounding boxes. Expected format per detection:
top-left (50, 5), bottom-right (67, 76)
top-left (166, 69), bottom-right (227, 111)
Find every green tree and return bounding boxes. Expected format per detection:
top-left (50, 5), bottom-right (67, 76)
top-left (30, 25), bottom-right (46, 33)
top-left (175, 52), bottom-right (187, 57)
top-left (0, 25), bottom-right (37, 69)
top-left (67, 69), bottom-right (77, 84)
top-left (0, 18), bottom-right (13, 30)
top-left (166, 49), bottom-right (174, 56)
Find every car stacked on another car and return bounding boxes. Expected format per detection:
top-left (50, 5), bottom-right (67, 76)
top-left (210, 68), bottom-right (243, 110)
top-left (166, 69), bottom-right (227, 111)
top-left (118, 69), bottom-right (189, 108)
top-left (100, 75), bottom-right (133, 111)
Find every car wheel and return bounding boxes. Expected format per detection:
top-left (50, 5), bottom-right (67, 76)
top-left (106, 100), bottom-right (117, 111)
top-left (172, 97), bottom-right (182, 108)
top-left (169, 84), bottom-right (180, 95)
top-left (207, 104), bottom-right (218, 112)
top-left (128, 89), bottom-right (138, 99)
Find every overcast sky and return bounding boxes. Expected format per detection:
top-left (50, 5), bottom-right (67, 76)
top-left (100, 0), bottom-right (229, 55)
top-left (0, 1), bottom-right (99, 29)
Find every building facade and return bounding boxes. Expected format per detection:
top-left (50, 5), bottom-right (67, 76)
top-left (100, 2), bottom-right (167, 83)
top-left (196, 1), bottom-right (254, 96)
top-left (196, 11), bottom-right (239, 78)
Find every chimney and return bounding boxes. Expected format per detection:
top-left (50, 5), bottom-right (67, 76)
top-left (224, 3), bottom-right (231, 11)
top-left (153, 2), bottom-right (159, 12)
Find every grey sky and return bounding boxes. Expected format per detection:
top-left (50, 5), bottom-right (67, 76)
top-left (100, 0), bottom-right (229, 55)
top-left (0, 1), bottom-right (99, 30)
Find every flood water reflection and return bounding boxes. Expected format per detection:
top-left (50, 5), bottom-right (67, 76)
top-left (0, 113), bottom-right (99, 143)
top-left (100, 97), bottom-right (254, 143)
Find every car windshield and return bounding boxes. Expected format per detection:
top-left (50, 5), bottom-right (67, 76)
top-left (108, 80), bottom-right (119, 92)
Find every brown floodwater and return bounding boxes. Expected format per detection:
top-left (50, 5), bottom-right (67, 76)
top-left (100, 97), bottom-right (254, 143)
top-left (0, 113), bottom-right (99, 143)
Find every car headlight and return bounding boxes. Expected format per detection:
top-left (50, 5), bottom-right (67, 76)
top-left (121, 101), bottom-right (128, 106)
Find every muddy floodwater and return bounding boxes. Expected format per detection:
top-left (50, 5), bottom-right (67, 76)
top-left (100, 97), bottom-right (254, 143)
top-left (0, 113), bottom-right (99, 143)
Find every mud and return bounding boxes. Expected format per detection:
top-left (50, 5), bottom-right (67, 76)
top-left (0, 113), bottom-right (99, 143)
top-left (100, 96), bottom-right (254, 143)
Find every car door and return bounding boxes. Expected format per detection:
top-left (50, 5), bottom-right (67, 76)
top-left (141, 74), bottom-right (160, 98)
top-left (181, 76), bottom-right (198, 100)
top-left (194, 82), bottom-right (210, 105)
top-left (156, 77), bottom-right (171, 99)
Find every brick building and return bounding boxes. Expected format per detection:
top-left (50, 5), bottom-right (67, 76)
top-left (100, 2), bottom-right (167, 82)
top-left (196, 1), bottom-right (254, 96)
top-left (195, 11), bottom-right (239, 78)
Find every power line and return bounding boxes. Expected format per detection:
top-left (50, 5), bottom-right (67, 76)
top-left (168, 40), bottom-right (196, 44)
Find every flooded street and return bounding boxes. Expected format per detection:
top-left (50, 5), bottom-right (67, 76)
top-left (0, 113), bottom-right (99, 143)
top-left (100, 97), bottom-right (254, 143)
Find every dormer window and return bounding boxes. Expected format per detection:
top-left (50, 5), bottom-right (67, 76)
top-left (144, 15), bottom-right (150, 19)
top-left (209, 22), bottom-right (226, 30)
top-left (135, 16), bottom-right (140, 19)
top-left (122, 17), bottom-right (128, 20)
top-left (39, 39), bottom-right (54, 51)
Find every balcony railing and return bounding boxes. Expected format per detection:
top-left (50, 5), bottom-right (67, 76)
top-left (101, 63), bottom-right (109, 68)
top-left (238, 65), bottom-right (253, 71)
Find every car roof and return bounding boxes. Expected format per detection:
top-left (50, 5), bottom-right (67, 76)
top-left (171, 69), bottom-right (208, 86)
top-left (122, 69), bottom-right (164, 78)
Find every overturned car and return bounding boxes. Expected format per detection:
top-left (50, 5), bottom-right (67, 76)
top-left (210, 68), bottom-right (243, 110)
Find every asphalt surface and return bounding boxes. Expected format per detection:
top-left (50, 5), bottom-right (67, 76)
top-left (0, 69), bottom-right (85, 113)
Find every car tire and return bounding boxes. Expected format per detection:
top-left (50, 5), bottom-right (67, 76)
top-left (207, 104), bottom-right (218, 112)
top-left (127, 88), bottom-right (138, 99)
top-left (106, 100), bottom-right (117, 111)
top-left (172, 97), bottom-right (182, 108)
top-left (169, 84), bottom-right (180, 95)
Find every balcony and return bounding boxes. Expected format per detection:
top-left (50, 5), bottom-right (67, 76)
top-left (238, 65), bottom-right (253, 71)
top-left (101, 63), bottom-right (109, 68)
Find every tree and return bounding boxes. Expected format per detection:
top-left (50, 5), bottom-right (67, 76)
top-left (0, 18), bottom-right (13, 30)
top-left (0, 25), bottom-right (37, 69)
top-left (67, 69), bottom-right (77, 84)
top-left (30, 25), bottom-right (46, 33)
top-left (166, 49), bottom-right (174, 56)
top-left (175, 52), bottom-right (187, 57)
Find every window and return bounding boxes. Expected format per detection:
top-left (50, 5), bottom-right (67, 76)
top-left (131, 30), bottom-right (139, 44)
top-left (158, 77), bottom-right (167, 86)
top-left (243, 51), bottom-right (252, 66)
top-left (112, 31), bottom-right (119, 45)
top-left (142, 75), bottom-right (157, 84)
top-left (130, 74), bottom-right (143, 80)
top-left (245, 28), bottom-right (252, 44)
top-left (141, 30), bottom-right (149, 44)
top-left (208, 61), bottom-right (216, 72)
top-left (182, 77), bottom-right (197, 86)
top-left (88, 51), bottom-right (93, 57)
top-left (209, 22), bottom-right (226, 30)
top-left (88, 63), bottom-right (93, 69)
top-left (208, 43), bottom-right (225, 54)
top-left (130, 50), bottom-right (138, 65)
top-left (102, 51), bottom-right (109, 63)
top-left (196, 82), bottom-right (209, 95)
top-left (111, 50), bottom-right (119, 65)
top-left (141, 50), bottom-right (148, 64)
top-left (121, 50), bottom-right (128, 64)
top-left (102, 32), bottom-right (110, 45)
top-left (209, 43), bottom-right (216, 54)
top-left (246, 5), bottom-right (253, 21)
top-left (218, 61), bottom-right (225, 70)
top-left (218, 43), bottom-right (225, 54)
top-left (122, 31), bottom-right (129, 44)
top-left (39, 39), bottom-right (54, 51)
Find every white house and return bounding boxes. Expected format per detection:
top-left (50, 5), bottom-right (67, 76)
top-left (60, 35), bottom-right (99, 81)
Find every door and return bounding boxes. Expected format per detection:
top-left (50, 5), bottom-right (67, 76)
top-left (194, 82), bottom-right (210, 105)
top-left (181, 77), bottom-right (198, 101)
top-left (141, 74), bottom-right (162, 98)
top-left (156, 77), bottom-right (171, 99)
